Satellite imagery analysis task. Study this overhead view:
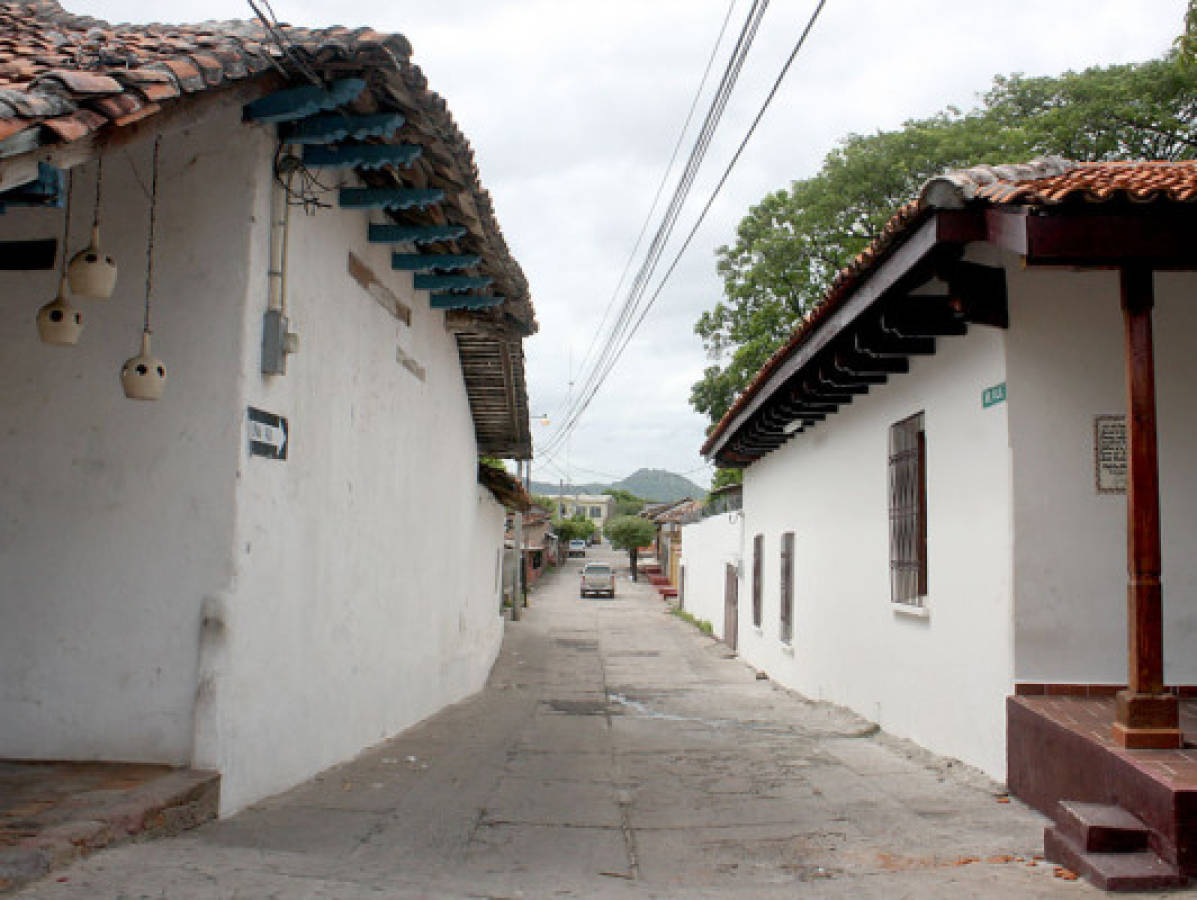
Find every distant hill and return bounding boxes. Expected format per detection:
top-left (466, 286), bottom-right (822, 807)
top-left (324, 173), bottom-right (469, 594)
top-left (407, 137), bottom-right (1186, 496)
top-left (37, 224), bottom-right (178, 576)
top-left (531, 467), bottom-right (705, 504)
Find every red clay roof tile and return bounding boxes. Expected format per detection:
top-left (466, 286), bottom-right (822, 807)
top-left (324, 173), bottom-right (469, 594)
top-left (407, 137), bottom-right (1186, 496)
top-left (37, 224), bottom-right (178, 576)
top-left (703, 159), bottom-right (1197, 459)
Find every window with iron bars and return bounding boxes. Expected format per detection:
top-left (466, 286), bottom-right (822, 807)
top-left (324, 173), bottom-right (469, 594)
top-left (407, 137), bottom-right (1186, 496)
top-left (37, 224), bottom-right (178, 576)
top-left (780, 531), bottom-right (795, 643)
top-left (888, 411), bottom-right (927, 605)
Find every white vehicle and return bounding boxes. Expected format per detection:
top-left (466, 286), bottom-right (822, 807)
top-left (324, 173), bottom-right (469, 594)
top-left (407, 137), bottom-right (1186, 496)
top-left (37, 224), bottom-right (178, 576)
top-left (580, 563), bottom-right (615, 598)
top-left (568, 539), bottom-right (588, 558)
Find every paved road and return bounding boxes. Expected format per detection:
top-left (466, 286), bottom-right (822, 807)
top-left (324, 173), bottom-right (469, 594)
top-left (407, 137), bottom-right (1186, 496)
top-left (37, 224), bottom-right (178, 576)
top-left (21, 544), bottom-right (1102, 898)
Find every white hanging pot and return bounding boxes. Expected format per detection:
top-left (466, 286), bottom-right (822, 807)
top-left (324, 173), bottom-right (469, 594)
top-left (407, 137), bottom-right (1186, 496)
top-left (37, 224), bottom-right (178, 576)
top-left (36, 277), bottom-right (83, 345)
top-left (120, 331), bottom-right (167, 401)
top-left (68, 225), bottom-right (118, 299)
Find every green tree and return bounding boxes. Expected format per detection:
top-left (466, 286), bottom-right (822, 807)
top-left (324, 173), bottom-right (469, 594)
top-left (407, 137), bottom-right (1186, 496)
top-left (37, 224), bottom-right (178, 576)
top-left (1178, 0), bottom-right (1196, 66)
top-left (604, 488), bottom-right (646, 517)
top-left (553, 515), bottom-right (595, 544)
top-left (709, 467), bottom-right (742, 494)
top-left (605, 515), bottom-right (656, 582)
top-left (691, 55), bottom-right (1197, 425)
top-left (530, 493), bottom-right (557, 515)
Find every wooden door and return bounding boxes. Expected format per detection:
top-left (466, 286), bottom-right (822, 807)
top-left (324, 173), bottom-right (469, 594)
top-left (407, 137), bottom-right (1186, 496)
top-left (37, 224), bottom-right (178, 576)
top-left (724, 562), bottom-right (739, 651)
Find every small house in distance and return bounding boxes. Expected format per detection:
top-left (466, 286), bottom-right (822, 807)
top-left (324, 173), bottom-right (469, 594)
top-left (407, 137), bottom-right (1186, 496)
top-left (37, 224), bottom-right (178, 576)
top-left (698, 158), bottom-right (1197, 888)
top-left (0, 2), bottom-right (535, 817)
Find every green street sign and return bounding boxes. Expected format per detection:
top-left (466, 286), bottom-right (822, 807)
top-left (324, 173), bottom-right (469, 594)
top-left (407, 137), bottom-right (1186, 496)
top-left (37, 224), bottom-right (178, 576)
top-left (982, 382), bottom-right (1007, 408)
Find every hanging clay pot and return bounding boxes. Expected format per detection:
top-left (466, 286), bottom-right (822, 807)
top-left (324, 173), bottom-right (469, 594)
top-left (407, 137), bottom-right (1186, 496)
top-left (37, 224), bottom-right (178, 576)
top-left (120, 331), bottom-right (167, 400)
top-left (36, 277), bottom-right (83, 345)
top-left (67, 225), bottom-right (117, 299)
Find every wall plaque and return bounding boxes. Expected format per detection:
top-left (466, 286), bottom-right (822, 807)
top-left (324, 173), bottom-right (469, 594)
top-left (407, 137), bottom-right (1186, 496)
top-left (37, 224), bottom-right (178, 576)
top-left (1094, 415), bottom-right (1126, 494)
top-left (248, 406), bottom-right (289, 460)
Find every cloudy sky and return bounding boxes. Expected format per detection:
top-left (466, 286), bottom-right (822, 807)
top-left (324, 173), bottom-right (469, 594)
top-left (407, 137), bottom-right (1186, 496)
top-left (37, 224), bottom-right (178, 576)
top-left (74, 0), bottom-right (1189, 488)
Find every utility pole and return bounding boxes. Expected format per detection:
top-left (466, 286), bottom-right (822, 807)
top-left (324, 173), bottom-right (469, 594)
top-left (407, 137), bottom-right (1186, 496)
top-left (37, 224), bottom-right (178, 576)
top-left (511, 460), bottom-right (524, 622)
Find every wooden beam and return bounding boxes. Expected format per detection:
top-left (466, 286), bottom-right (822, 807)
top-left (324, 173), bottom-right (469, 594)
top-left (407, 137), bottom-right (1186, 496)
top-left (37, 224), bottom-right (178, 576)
top-left (416, 274), bottom-right (492, 291)
top-left (243, 77), bottom-right (365, 123)
top-left (369, 223), bottom-right (467, 244)
top-left (854, 326), bottom-right (935, 357)
top-left (834, 350), bottom-right (909, 376)
top-left (391, 253), bottom-right (480, 272)
top-left (346, 251), bottom-right (411, 325)
top-left (339, 187), bottom-right (444, 210)
top-left (302, 143), bottom-right (422, 170)
top-left (947, 261), bottom-right (1008, 328)
top-left (881, 300), bottom-right (968, 338)
top-left (429, 293), bottom-right (503, 309)
top-left (1113, 264), bottom-right (1181, 749)
top-left (279, 111), bottom-right (404, 144)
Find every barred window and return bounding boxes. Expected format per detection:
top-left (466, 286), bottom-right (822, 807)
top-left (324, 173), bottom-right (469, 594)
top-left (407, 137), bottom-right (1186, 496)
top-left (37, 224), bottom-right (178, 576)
top-left (752, 533), bottom-right (763, 628)
top-left (889, 412), bottom-right (927, 605)
top-left (780, 531), bottom-right (795, 643)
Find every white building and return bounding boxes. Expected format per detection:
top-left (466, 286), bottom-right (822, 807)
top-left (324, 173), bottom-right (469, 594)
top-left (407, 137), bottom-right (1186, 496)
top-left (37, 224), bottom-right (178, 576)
top-left (695, 159), bottom-right (1197, 789)
top-left (0, 5), bottom-right (535, 816)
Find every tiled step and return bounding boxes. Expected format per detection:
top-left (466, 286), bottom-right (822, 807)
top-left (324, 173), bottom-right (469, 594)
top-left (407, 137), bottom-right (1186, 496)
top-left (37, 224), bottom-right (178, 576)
top-left (1056, 800), bottom-right (1149, 852)
top-left (1045, 825), bottom-right (1186, 892)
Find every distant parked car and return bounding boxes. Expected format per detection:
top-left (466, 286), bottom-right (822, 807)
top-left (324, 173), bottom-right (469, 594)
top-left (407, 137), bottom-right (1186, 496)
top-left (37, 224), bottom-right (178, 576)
top-left (580, 562), bottom-right (615, 598)
top-left (568, 539), bottom-right (588, 558)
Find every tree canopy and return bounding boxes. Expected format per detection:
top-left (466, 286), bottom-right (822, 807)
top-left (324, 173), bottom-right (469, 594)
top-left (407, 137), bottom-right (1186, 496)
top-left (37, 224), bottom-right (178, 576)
top-left (553, 515), bottom-right (595, 543)
top-left (605, 515), bottom-right (656, 551)
top-left (604, 487), bottom-right (646, 517)
top-left (690, 55), bottom-right (1197, 427)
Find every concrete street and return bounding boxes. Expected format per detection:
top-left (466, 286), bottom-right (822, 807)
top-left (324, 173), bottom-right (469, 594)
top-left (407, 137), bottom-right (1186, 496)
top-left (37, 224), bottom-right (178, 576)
top-left (18, 544), bottom-right (1112, 898)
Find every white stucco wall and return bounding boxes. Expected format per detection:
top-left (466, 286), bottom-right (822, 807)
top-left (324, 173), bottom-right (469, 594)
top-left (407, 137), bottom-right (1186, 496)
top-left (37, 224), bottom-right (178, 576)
top-left (1006, 266), bottom-right (1197, 686)
top-left (739, 324), bottom-right (1014, 779)
top-left (0, 107), bottom-right (509, 812)
top-left (190, 120), bottom-right (506, 814)
top-left (0, 118), bottom-right (252, 762)
top-left (679, 513), bottom-right (744, 637)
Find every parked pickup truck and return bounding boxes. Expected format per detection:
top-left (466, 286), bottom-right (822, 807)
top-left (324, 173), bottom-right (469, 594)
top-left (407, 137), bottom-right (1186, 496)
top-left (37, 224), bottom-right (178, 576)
top-left (580, 563), bottom-right (615, 599)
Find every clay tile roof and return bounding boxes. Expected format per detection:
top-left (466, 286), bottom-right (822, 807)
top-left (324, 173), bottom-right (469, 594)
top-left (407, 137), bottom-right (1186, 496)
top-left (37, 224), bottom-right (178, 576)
top-left (702, 158), bottom-right (1197, 459)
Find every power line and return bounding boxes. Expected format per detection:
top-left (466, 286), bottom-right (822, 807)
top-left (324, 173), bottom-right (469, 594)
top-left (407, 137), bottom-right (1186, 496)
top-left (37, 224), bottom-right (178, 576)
top-left (539, 0), bottom-right (771, 456)
top-left (555, 0), bottom-right (740, 426)
top-left (543, 0), bottom-right (829, 455)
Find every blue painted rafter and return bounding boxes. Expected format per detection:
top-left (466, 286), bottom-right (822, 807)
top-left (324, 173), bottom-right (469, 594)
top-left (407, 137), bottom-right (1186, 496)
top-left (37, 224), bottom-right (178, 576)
top-left (0, 162), bottom-right (64, 212)
top-left (368, 223), bottom-right (468, 244)
top-left (279, 112), bottom-right (404, 144)
top-left (430, 294), bottom-right (505, 310)
top-left (244, 78), bottom-right (365, 124)
top-left (414, 274), bottom-right (492, 292)
top-left (338, 187), bottom-right (444, 210)
top-left (302, 143), bottom-right (422, 170)
top-left (392, 253), bottom-right (480, 272)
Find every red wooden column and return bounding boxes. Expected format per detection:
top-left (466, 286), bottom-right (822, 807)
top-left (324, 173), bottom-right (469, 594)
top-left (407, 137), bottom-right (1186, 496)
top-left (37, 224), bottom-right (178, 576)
top-left (1113, 265), bottom-right (1182, 749)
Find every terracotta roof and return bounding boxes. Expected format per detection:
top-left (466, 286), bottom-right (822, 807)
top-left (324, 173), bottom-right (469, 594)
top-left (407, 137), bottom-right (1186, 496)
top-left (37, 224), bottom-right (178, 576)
top-left (702, 159), bottom-right (1197, 459)
top-left (478, 463), bottom-right (532, 512)
top-left (1, 1), bottom-right (538, 459)
top-left (0, 1), bottom-right (533, 334)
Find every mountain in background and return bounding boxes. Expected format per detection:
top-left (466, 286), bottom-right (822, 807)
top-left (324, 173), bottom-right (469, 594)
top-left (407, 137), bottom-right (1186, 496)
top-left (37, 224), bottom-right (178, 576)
top-left (531, 468), bottom-right (705, 504)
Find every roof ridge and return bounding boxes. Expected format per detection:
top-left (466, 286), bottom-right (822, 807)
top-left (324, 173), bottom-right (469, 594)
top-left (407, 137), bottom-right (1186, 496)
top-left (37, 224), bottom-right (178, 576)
top-left (919, 156), bottom-right (1078, 209)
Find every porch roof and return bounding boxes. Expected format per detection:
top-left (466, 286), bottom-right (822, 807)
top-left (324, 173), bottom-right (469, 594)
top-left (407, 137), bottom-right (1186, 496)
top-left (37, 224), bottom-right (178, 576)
top-left (702, 158), bottom-right (1197, 467)
top-left (0, 1), bottom-right (536, 458)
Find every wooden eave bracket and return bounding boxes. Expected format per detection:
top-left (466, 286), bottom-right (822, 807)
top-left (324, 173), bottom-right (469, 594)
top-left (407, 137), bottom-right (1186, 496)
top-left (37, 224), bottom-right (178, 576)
top-left (707, 209), bottom-right (984, 461)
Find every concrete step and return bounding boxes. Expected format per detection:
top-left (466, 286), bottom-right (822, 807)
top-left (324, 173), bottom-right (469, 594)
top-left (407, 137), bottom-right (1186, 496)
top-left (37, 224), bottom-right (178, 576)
top-left (1056, 800), bottom-right (1150, 852)
top-left (1045, 825), bottom-right (1186, 892)
top-left (0, 765), bottom-right (218, 895)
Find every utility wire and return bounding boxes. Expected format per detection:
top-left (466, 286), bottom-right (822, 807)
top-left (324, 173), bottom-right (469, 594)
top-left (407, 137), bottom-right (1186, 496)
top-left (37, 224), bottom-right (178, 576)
top-left (541, 0), bottom-right (828, 456)
top-left (538, 0), bottom-right (770, 457)
top-left (553, 0), bottom-right (740, 426)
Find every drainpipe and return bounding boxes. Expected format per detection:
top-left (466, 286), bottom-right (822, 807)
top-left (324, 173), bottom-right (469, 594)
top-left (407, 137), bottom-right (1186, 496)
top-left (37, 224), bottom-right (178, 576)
top-left (261, 152), bottom-right (300, 375)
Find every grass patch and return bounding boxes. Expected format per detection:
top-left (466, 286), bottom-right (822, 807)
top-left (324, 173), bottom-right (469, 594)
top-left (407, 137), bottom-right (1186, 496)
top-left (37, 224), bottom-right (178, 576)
top-left (669, 607), bottom-right (713, 636)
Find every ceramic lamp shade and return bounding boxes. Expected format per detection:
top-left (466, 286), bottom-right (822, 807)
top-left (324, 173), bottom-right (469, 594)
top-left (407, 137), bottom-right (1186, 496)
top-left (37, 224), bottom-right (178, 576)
top-left (36, 277), bottom-right (83, 345)
top-left (120, 331), bottom-right (167, 400)
top-left (67, 225), bottom-right (117, 298)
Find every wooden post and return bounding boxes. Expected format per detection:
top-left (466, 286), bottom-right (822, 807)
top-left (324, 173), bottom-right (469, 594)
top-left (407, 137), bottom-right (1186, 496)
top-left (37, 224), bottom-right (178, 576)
top-left (1113, 265), bottom-right (1181, 749)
